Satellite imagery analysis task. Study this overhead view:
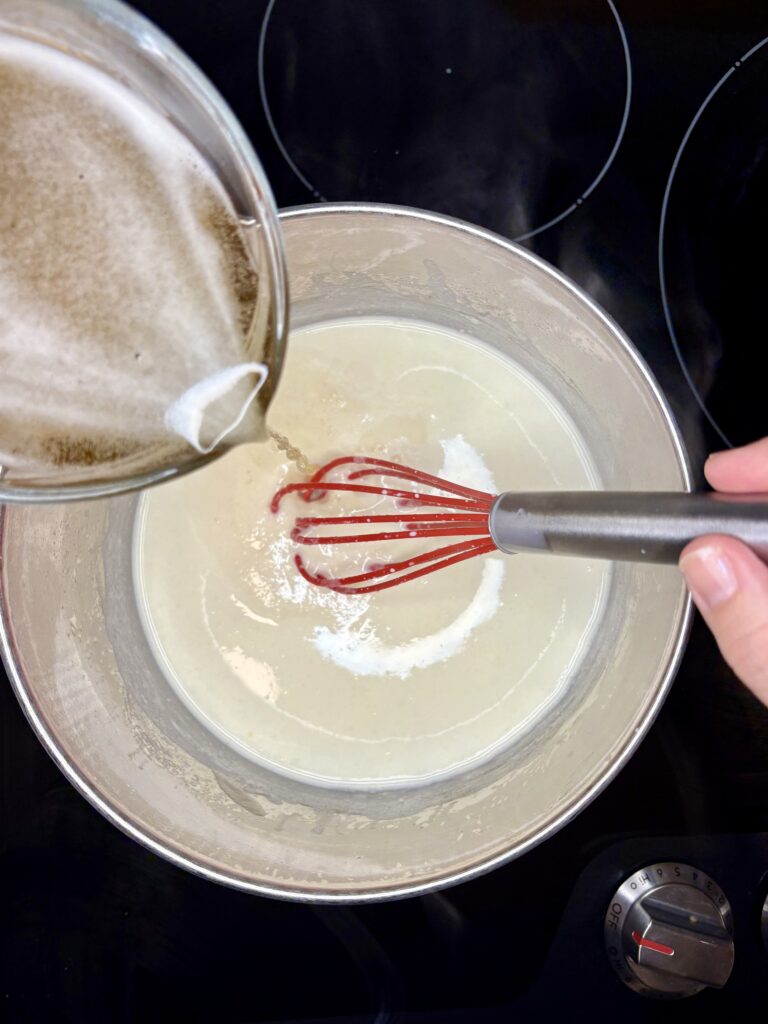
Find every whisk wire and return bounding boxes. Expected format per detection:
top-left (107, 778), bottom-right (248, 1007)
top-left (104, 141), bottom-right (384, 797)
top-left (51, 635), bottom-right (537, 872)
top-left (306, 455), bottom-right (492, 502)
top-left (272, 455), bottom-right (497, 593)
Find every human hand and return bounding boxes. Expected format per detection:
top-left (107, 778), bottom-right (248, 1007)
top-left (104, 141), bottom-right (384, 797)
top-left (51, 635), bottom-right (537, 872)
top-left (679, 437), bottom-right (768, 708)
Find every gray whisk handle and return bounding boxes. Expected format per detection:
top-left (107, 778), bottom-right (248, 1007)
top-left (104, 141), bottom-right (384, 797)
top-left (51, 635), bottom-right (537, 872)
top-left (489, 491), bottom-right (768, 564)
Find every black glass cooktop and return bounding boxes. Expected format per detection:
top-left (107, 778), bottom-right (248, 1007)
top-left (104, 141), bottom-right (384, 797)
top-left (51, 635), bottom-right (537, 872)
top-left (2, 2), bottom-right (768, 1020)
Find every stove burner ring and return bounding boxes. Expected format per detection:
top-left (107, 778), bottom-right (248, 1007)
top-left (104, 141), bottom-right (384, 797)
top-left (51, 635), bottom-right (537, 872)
top-left (257, 0), bottom-right (632, 243)
top-left (658, 35), bottom-right (768, 449)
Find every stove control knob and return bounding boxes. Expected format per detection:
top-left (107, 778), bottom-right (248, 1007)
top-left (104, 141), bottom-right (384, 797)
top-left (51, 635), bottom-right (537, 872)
top-left (604, 862), bottom-right (734, 998)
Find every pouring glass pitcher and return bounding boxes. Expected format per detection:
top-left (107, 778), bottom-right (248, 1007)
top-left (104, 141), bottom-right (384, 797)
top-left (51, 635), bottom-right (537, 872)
top-left (0, 0), bottom-right (288, 503)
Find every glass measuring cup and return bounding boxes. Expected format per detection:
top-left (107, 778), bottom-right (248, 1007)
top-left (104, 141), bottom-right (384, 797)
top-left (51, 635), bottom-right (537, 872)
top-left (0, 0), bottom-right (288, 502)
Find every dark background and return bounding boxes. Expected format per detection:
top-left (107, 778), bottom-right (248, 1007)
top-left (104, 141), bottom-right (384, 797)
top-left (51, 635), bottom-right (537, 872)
top-left (2, 2), bottom-right (768, 1020)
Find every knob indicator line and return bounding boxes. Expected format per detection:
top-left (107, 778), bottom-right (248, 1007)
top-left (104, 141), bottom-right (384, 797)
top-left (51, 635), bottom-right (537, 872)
top-left (631, 930), bottom-right (675, 956)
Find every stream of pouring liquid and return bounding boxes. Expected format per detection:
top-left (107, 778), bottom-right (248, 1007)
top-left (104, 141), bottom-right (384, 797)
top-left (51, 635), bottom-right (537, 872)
top-left (266, 429), bottom-right (317, 476)
top-left (0, 32), bottom-right (279, 490)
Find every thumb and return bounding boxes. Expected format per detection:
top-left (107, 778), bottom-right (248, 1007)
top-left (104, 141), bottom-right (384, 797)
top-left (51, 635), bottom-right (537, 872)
top-left (680, 536), bottom-right (768, 708)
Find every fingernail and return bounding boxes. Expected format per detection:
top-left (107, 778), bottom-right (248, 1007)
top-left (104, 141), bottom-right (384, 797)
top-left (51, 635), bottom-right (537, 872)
top-left (680, 546), bottom-right (738, 610)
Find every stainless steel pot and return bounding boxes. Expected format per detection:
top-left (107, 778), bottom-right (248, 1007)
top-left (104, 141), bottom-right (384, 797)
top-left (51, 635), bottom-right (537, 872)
top-left (0, 204), bottom-right (691, 901)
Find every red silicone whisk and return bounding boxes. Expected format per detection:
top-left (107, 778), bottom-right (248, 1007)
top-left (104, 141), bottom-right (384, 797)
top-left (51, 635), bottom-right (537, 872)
top-left (270, 455), bottom-right (497, 594)
top-left (271, 455), bottom-right (768, 595)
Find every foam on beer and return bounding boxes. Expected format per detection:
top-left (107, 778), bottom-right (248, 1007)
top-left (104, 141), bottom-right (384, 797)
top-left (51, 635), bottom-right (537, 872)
top-left (0, 33), bottom-right (269, 486)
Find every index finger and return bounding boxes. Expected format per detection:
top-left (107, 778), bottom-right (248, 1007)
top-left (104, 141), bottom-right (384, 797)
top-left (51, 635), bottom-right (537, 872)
top-left (705, 437), bottom-right (768, 493)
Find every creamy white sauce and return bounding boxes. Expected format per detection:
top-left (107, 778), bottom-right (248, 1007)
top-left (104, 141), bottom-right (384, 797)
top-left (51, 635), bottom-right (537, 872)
top-left (134, 318), bottom-right (610, 789)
